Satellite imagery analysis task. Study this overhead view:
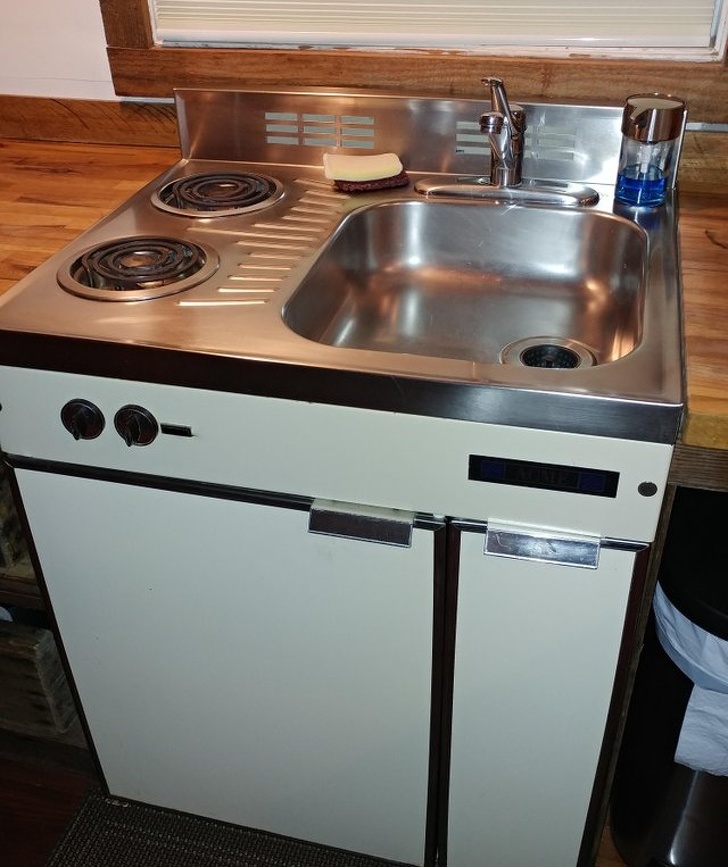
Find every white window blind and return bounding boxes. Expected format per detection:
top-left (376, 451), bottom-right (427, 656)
top-left (150, 0), bottom-right (726, 58)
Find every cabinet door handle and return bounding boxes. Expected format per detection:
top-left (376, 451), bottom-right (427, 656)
top-left (308, 499), bottom-right (415, 547)
top-left (484, 522), bottom-right (601, 568)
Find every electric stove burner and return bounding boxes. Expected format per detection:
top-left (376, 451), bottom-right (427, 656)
top-left (58, 237), bottom-right (219, 301)
top-left (152, 171), bottom-right (284, 217)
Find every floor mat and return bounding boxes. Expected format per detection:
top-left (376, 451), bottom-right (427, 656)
top-left (47, 788), bottom-right (404, 867)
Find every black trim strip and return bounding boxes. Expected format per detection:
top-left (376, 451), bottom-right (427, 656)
top-left (5, 453), bottom-right (312, 511)
top-left (424, 522), bottom-right (448, 867)
top-left (4, 453), bottom-right (442, 531)
top-left (435, 521), bottom-right (462, 867)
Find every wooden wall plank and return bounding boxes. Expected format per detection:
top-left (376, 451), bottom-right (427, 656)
top-left (0, 96), bottom-right (178, 147)
top-left (98, 0), bottom-right (152, 48)
top-left (103, 46), bottom-right (728, 125)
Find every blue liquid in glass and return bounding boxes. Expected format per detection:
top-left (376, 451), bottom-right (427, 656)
top-left (615, 166), bottom-right (667, 207)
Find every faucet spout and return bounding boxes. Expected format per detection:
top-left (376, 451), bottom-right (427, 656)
top-left (479, 77), bottom-right (525, 188)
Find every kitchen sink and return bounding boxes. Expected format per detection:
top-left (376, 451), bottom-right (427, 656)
top-left (283, 200), bottom-right (646, 368)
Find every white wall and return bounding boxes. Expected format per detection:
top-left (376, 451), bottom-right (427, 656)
top-left (0, 0), bottom-right (116, 99)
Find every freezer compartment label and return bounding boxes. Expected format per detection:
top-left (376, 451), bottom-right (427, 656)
top-left (468, 454), bottom-right (619, 498)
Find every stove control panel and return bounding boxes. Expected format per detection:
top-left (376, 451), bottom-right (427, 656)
top-left (60, 400), bottom-right (160, 447)
top-left (0, 367), bottom-right (673, 542)
top-left (60, 399), bottom-right (105, 441)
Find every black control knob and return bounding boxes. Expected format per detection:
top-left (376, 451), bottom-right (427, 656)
top-left (60, 399), bottom-right (105, 441)
top-left (114, 405), bottom-right (158, 447)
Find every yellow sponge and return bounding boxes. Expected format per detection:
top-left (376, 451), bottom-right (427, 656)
top-left (323, 152), bottom-right (403, 182)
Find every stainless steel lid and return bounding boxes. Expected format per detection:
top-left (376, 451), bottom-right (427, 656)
top-left (621, 93), bottom-right (686, 143)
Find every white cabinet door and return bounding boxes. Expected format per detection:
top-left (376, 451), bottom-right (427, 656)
top-left (447, 528), bottom-right (637, 867)
top-left (17, 469), bottom-right (436, 866)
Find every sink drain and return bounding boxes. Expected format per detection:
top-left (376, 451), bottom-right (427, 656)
top-left (500, 338), bottom-right (596, 369)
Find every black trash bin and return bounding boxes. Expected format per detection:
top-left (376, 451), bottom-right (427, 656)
top-left (610, 487), bottom-right (728, 867)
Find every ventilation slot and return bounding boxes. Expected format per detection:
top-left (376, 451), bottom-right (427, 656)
top-left (455, 120), bottom-right (489, 156)
top-left (525, 125), bottom-right (579, 163)
top-left (265, 112), bottom-right (375, 149)
top-left (455, 119), bottom-right (580, 164)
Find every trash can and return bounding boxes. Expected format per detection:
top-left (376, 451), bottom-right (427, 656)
top-left (610, 487), bottom-right (728, 867)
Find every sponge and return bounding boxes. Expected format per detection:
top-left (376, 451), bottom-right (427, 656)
top-left (323, 152), bottom-right (403, 181)
top-left (323, 152), bottom-right (409, 192)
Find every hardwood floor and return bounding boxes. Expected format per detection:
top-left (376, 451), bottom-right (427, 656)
top-left (0, 743), bottom-right (626, 867)
top-left (0, 753), bottom-right (95, 867)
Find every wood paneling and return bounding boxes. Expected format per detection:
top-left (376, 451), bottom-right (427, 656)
top-left (98, 0), bottom-right (728, 124)
top-left (98, 0), bottom-right (153, 47)
top-left (680, 132), bottom-right (728, 195)
top-left (670, 443), bottom-right (728, 489)
top-left (0, 95), bottom-right (178, 147)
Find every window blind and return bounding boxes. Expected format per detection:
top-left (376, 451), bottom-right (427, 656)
top-left (150, 0), bottom-right (724, 55)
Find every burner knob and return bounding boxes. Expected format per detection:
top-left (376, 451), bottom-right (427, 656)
top-left (61, 399), bottom-right (105, 441)
top-left (114, 405), bottom-right (158, 447)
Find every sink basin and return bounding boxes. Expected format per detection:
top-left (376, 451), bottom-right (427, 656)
top-left (283, 200), bottom-right (646, 367)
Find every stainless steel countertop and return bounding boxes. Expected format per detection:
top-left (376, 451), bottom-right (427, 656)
top-left (0, 89), bottom-right (684, 444)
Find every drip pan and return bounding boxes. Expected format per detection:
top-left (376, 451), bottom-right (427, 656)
top-left (152, 172), bottom-right (284, 217)
top-left (57, 237), bottom-right (220, 301)
top-left (500, 337), bottom-right (596, 369)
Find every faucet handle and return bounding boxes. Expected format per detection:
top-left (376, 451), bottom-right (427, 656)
top-left (482, 77), bottom-right (507, 112)
top-left (480, 112), bottom-right (504, 134)
top-left (481, 77), bottom-right (525, 132)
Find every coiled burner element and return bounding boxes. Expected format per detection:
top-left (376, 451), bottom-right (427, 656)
top-left (58, 237), bottom-right (219, 301)
top-left (152, 172), bottom-right (284, 217)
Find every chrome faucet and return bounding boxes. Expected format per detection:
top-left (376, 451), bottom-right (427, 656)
top-left (480, 77), bottom-right (525, 188)
top-left (414, 78), bottom-right (599, 206)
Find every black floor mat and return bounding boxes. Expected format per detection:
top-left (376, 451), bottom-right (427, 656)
top-left (47, 789), bottom-right (404, 867)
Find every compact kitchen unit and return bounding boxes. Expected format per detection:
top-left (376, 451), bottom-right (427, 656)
top-left (0, 89), bottom-right (683, 867)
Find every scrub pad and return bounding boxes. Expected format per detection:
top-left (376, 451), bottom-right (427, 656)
top-left (323, 153), bottom-right (409, 192)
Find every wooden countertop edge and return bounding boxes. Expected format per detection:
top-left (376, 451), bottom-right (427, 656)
top-left (670, 441), bottom-right (728, 488)
top-left (679, 412), bottom-right (728, 452)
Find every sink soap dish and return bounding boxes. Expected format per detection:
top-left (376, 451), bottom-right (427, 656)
top-left (323, 152), bottom-right (409, 193)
